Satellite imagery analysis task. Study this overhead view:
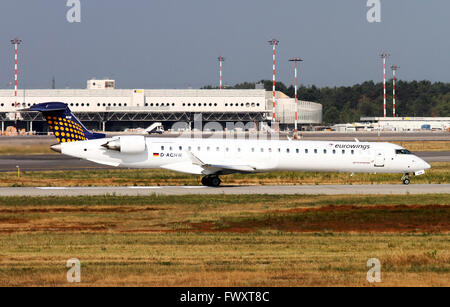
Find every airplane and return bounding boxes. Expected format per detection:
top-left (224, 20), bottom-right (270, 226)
top-left (27, 102), bottom-right (430, 187)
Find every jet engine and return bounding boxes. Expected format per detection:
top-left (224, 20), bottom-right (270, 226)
top-left (102, 136), bottom-right (147, 154)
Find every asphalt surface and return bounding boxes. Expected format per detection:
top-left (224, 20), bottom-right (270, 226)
top-left (0, 184), bottom-right (448, 197)
top-left (0, 151), bottom-right (448, 172)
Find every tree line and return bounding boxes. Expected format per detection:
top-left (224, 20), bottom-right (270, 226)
top-left (203, 80), bottom-right (450, 124)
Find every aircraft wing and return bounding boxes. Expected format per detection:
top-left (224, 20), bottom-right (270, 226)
top-left (160, 151), bottom-right (257, 175)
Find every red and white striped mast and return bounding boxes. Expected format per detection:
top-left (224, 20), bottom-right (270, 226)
top-left (11, 38), bottom-right (22, 121)
top-left (391, 65), bottom-right (399, 118)
top-left (289, 57), bottom-right (303, 136)
top-left (381, 52), bottom-right (389, 118)
top-left (218, 56), bottom-right (225, 90)
top-left (268, 39), bottom-right (279, 123)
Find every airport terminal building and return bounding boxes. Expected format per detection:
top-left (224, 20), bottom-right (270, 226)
top-left (0, 79), bottom-right (322, 133)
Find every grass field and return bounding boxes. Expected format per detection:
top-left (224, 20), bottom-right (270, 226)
top-left (1, 162), bottom-right (448, 187)
top-left (0, 194), bottom-right (448, 286)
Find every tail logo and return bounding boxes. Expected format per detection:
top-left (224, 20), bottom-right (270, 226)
top-left (45, 116), bottom-right (87, 143)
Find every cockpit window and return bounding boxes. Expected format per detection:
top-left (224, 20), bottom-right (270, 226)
top-left (396, 149), bottom-right (413, 155)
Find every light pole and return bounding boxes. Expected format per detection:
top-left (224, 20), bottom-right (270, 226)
top-left (11, 38), bottom-right (22, 122)
top-left (268, 39), bottom-right (279, 124)
top-left (380, 52), bottom-right (389, 118)
top-left (391, 65), bottom-right (400, 118)
top-left (289, 57), bottom-right (303, 136)
top-left (218, 56), bottom-right (225, 90)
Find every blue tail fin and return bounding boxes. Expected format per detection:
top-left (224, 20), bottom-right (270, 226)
top-left (29, 102), bottom-right (106, 143)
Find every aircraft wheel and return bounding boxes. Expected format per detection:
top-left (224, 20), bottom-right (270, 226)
top-left (210, 176), bottom-right (221, 187)
top-left (401, 173), bottom-right (410, 185)
top-left (201, 176), bottom-right (210, 186)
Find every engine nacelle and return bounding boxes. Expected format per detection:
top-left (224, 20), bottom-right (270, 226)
top-left (102, 136), bottom-right (147, 154)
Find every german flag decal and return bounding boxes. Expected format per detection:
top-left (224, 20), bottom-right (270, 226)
top-left (153, 153), bottom-right (160, 157)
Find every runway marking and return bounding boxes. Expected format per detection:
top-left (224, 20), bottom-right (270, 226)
top-left (127, 186), bottom-right (161, 189)
top-left (181, 186), bottom-right (207, 189)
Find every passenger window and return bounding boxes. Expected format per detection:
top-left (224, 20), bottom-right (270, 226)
top-left (305, 149), bottom-right (308, 154)
top-left (216, 147), bottom-right (220, 151)
top-left (188, 146), bottom-right (192, 151)
top-left (351, 150), bottom-right (354, 155)
top-left (286, 148), bottom-right (290, 153)
top-left (197, 147), bottom-right (201, 151)
top-left (342, 150), bottom-right (345, 154)
top-left (296, 149), bottom-right (299, 154)
top-left (323, 149), bottom-right (327, 154)
top-left (207, 147), bottom-right (210, 151)
top-left (161, 146), bottom-right (164, 151)
top-left (237, 148), bottom-right (241, 152)
top-left (333, 150), bottom-right (336, 154)
top-left (251, 148), bottom-right (255, 152)
top-left (261, 148), bottom-right (264, 153)
top-left (314, 149), bottom-right (318, 154)
top-left (179, 146), bottom-right (182, 151)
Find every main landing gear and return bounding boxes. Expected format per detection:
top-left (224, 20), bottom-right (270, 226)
top-left (201, 175), bottom-right (222, 187)
top-left (401, 173), bottom-right (410, 185)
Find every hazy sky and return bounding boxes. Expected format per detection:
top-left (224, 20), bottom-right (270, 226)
top-left (0, 0), bottom-right (449, 89)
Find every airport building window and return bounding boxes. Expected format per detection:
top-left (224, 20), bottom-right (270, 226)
top-left (214, 103), bottom-right (217, 106)
top-left (97, 103), bottom-right (100, 107)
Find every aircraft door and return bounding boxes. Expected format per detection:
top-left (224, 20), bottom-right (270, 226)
top-left (374, 152), bottom-right (385, 167)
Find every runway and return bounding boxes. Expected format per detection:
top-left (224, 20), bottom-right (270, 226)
top-left (0, 151), bottom-right (448, 172)
top-left (0, 184), bottom-right (448, 197)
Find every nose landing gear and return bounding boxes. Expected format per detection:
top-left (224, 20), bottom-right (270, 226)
top-left (201, 175), bottom-right (222, 187)
top-left (401, 173), bottom-right (410, 185)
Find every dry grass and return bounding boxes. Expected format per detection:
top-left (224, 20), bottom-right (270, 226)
top-left (395, 141), bottom-right (450, 152)
top-left (0, 194), bottom-right (448, 286)
top-left (0, 162), bottom-right (448, 187)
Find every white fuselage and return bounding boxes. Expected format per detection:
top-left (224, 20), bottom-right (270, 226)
top-left (57, 137), bottom-right (431, 176)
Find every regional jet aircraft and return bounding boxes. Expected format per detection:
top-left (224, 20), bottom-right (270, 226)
top-left (28, 102), bottom-right (430, 186)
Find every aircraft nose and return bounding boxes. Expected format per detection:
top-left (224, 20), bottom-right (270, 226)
top-left (424, 161), bottom-right (431, 170)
